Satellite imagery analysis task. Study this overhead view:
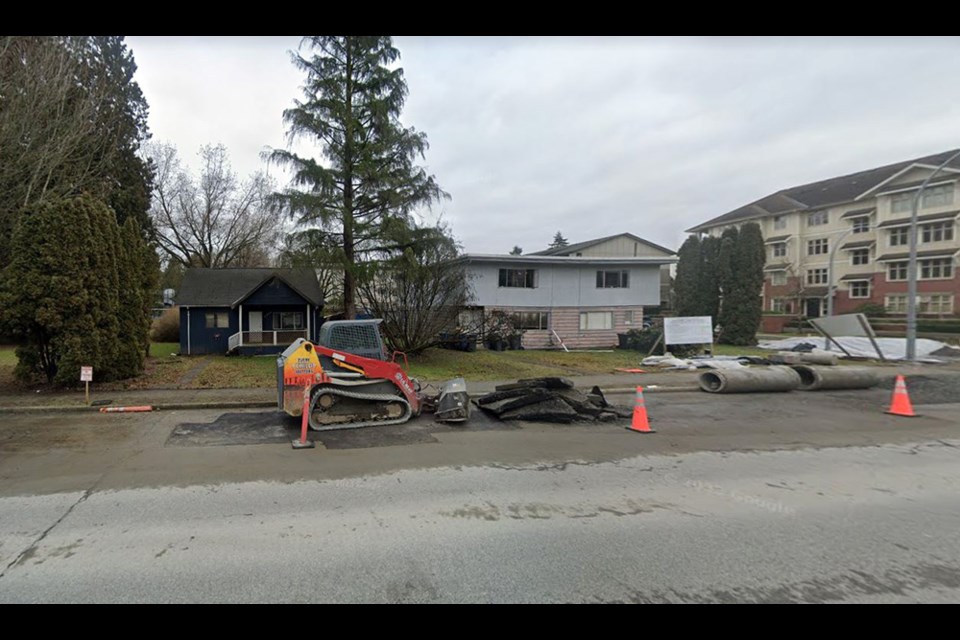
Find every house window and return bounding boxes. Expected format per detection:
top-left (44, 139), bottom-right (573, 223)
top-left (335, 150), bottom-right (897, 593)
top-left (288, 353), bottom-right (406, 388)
top-left (806, 268), bottom-right (827, 285)
top-left (921, 221), bottom-right (954, 243)
top-left (596, 270), bottom-right (629, 288)
top-left (887, 261), bottom-right (908, 281)
top-left (773, 215), bottom-right (787, 230)
top-left (770, 298), bottom-right (786, 313)
top-left (889, 227), bottom-right (909, 246)
top-left (851, 217), bottom-right (870, 234)
top-left (498, 268), bottom-right (537, 288)
top-left (579, 311), bottom-right (613, 331)
top-left (891, 192), bottom-right (913, 214)
top-left (205, 311), bottom-right (229, 329)
top-left (885, 295), bottom-right (907, 313)
top-left (513, 311), bottom-right (549, 330)
top-left (278, 312), bottom-right (304, 330)
top-left (807, 238), bottom-right (828, 255)
top-left (623, 310), bottom-right (634, 325)
top-left (851, 248), bottom-right (870, 266)
top-left (770, 271), bottom-right (787, 286)
top-left (920, 258), bottom-right (953, 279)
top-left (920, 294), bottom-right (954, 314)
top-left (849, 281), bottom-right (871, 299)
top-left (922, 184), bottom-right (954, 208)
top-left (807, 211), bottom-right (828, 226)
top-left (771, 243), bottom-right (786, 258)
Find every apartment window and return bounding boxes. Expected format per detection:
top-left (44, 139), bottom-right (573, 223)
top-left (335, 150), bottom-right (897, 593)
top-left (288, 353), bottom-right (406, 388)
top-left (887, 261), bottom-right (908, 281)
top-left (770, 298), bottom-right (786, 313)
top-left (922, 184), bottom-right (955, 208)
top-left (770, 271), bottom-right (787, 286)
top-left (513, 311), bottom-right (549, 331)
top-left (806, 268), bottom-right (828, 285)
top-left (850, 248), bottom-right (870, 266)
top-left (890, 192), bottom-right (913, 214)
top-left (498, 268), bottom-right (537, 288)
top-left (849, 281), bottom-right (871, 299)
top-left (921, 221), bottom-right (954, 243)
top-left (773, 215), bottom-right (787, 230)
top-left (771, 243), bottom-right (786, 258)
top-left (889, 227), bottom-right (909, 247)
top-left (278, 312), bottom-right (304, 330)
top-left (885, 295), bottom-right (907, 313)
top-left (920, 258), bottom-right (953, 279)
top-left (205, 311), bottom-right (229, 329)
top-left (596, 270), bottom-right (629, 288)
top-left (807, 211), bottom-right (828, 226)
top-left (579, 311), bottom-right (613, 331)
top-left (851, 217), bottom-right (870, 234)
top-left (807, 238), bottom-right (828, 255)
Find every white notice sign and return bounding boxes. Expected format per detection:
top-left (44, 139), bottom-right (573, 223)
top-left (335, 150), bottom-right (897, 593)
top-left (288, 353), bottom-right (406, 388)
top-left (664, 316), bottom-right (713, 345)
top-left (80, 366), bottom-right (93, 382)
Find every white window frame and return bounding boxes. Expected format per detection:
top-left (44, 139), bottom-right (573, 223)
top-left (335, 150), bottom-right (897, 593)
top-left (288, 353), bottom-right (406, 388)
top-left (807, 211), bottom-right (828, 226)
top-left (596, 270), bottom-right (629, 289)
top-left (773, 215), bottom-right (787, 230)
top-left (921, 221), bottom-right (954, 243)
top-left (770, 298), bottom-right (786, 313)
top-left (513, 311), bottom-right (549, 331)
top-left (770, 271), bottom-right (787, 286)
top-left (278, 311), bottom-right (304, 330)
top-left (771, 243), bottom-right (787, 258)
top-left (579, 311), bottom-right (613, 331)
top-left (807, 238), bottom-right (828, 256)
top-left (851, 217), bottom-right (870, 234)
top-left (922, 184), bottom-right (954, 208)
top-left (498, 268), bottom-right (537, 288)
top-left (849, 281), bottom-right (871, 299)
top-left (887, 261), bottom-right (908, 282)
top-left (920, 258), bottom-right (954, 280)
top-left (890, 192), bottom-right (913, 214)
top-left (885, 294), bottom-right (907, 314)
top-left (850, 248), bottom-right (870, 266)
top-left (889, 227), bottom-right (909, 247)
top-left (806, 268), bottom-right (827, 285)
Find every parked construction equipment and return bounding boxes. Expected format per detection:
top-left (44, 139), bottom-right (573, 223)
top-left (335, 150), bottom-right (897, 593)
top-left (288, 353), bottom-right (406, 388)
top-left (277, 319), bottom-right (468, 432)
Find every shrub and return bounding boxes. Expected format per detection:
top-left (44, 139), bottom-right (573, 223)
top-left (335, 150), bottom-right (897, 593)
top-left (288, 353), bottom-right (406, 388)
top-left (151, 307), bottom-right (180, 343)
top-left (856, 303), bottom-right (887, 318)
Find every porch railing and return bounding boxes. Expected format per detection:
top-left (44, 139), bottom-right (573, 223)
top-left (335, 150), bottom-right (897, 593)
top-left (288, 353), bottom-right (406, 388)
top-left (228, 330), bottom-right (309, 351)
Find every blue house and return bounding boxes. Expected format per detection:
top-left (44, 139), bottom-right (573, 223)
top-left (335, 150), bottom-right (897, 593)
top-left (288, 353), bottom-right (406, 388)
top-left (176, 268), bottom-right (324, 355)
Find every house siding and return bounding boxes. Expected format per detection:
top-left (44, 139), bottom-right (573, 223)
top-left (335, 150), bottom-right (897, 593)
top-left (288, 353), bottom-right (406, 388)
top-left (179, 306), bottom-right (238, 355)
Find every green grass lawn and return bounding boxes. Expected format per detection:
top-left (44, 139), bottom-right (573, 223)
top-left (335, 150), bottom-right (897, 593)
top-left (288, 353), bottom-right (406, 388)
top-left (191, 355), bottom-right (277, 389)
top-left (150, 342), bottom-right (180, 358)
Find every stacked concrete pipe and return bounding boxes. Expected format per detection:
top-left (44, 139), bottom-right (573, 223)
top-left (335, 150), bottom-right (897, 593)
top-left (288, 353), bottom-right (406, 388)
top-left (699, 366), bottom-right (801, 393)
top-left (789, 365), bottom-right (880, 391)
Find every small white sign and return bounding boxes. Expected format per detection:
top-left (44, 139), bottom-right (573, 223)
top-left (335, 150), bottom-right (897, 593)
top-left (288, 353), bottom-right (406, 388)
top-left (664, 316), bottom-right (713, 345)
top-left (80, 366), bottom-right (93, 382)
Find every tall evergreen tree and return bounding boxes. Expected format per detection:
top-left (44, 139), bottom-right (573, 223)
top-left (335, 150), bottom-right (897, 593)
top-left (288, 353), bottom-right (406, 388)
top-left (716, 226), bottom-right (739, 338)
top-left (674, 235), bottom-right (702, 317)
top-left (721, 222), bottom-right (766, 345)
top-left (548, 232), bottom-right (569, 249)
top-left (509, 246), bottom-right (523, 255)
top-left (699, 235), bottom-right (722, 322)
top-left (115, 218), bottom-right (157, 376)
top-left (269, 36), bottom-right (446, 319)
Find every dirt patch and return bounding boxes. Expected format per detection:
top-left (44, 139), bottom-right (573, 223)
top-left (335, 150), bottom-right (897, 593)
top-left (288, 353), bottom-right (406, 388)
top-left (0, 413), bottom-right (139, 452)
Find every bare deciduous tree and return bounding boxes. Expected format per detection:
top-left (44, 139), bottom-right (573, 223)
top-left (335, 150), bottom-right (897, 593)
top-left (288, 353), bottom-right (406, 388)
top-left (148, 142), bottom-right (279, 268)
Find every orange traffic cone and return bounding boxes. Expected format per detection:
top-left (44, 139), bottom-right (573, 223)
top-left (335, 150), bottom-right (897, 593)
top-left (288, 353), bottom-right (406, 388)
top-left (626, 386), bottom-right (656, 434)
top-left (885, 375), bottom-right (918, 417)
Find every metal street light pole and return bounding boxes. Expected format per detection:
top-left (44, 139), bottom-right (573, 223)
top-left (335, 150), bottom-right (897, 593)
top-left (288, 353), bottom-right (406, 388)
top-left (906, 149), bottom-right (960, 363)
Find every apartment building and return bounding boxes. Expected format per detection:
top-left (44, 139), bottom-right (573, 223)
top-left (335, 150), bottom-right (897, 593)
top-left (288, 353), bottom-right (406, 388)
top-left (686, 149), bottom-right (960, 327)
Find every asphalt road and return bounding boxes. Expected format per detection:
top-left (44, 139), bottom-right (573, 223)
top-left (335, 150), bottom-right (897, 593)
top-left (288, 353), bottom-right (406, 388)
top-left (2, 438), bottom-right (959, 603)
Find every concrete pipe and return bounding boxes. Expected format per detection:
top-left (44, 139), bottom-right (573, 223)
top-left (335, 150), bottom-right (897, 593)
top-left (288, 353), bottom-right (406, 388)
top-left (790, 365), bottom-right (880, 391)
top-left (797, 351), bottom-right (839, 366)
top-left (698, 366), bottom-right (801, 394)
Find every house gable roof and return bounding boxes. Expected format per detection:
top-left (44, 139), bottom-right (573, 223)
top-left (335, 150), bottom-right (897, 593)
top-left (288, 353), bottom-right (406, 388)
top-left (176, 268), bottom-right (325, 307)
top-left (530, 232), bottom-right (675, 256)
top-left (686, 148), bottom-right (960, 233)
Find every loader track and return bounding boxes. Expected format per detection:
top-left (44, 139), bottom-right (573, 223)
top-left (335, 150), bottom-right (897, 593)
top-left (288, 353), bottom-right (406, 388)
top-left (308, 386), bottom-right (413, 432)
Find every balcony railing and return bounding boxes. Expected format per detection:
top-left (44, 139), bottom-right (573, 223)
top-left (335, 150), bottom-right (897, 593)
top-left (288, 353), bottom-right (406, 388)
top-left (228, 330), bottom-right (308, 351)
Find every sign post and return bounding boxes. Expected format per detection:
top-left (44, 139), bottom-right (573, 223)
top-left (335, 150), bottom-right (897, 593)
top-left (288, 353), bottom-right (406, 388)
top-left (80, 366), bottom-right (93, 405)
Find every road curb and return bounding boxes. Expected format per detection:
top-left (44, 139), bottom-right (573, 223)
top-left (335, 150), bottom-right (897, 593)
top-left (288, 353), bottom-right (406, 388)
top-left (0, 401), bottom-right (277, 414)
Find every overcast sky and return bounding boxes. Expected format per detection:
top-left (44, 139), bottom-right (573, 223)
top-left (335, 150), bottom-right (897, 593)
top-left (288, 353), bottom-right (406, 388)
top-left (126, 36), bottom-right (960, 255)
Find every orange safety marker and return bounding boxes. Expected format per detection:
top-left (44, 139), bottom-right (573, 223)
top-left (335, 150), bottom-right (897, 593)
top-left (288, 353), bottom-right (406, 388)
top-left (292, 385), bottom-right (316, 449)
top-left (885, 375), bottom-right (918, 417)
top-left (625, 386), bottom-right (656, 434)
top-left (99, 405), bottom-right (154, 413)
